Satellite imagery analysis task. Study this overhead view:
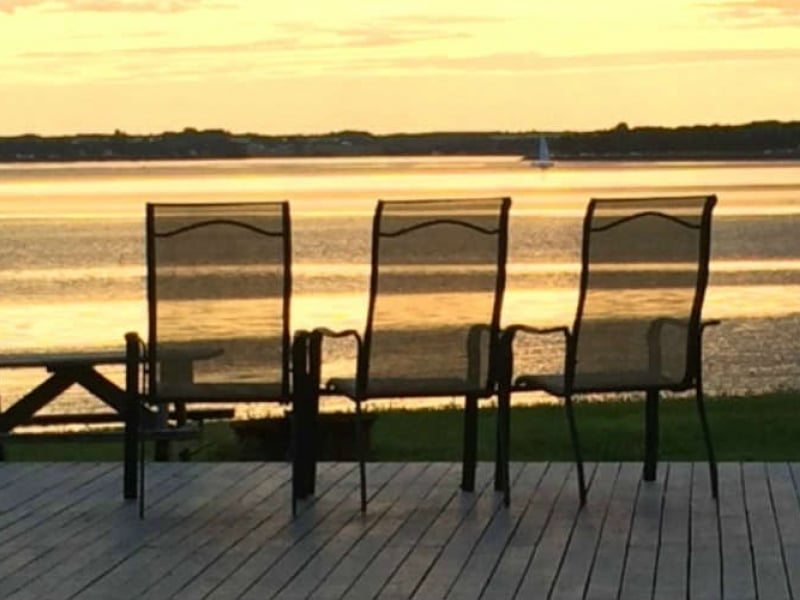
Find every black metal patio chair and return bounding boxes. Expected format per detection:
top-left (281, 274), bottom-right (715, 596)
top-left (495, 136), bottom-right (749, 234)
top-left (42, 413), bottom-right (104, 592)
top-left (496, 195), bottom-right (719, 506)
top-left (123, 201), bottom-right (305, 516)
top-left (294, 197), bottom-right (511, 512)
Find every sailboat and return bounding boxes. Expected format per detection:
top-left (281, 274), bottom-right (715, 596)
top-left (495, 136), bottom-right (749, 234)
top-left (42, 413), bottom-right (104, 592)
top-left (535, 135), bottom-right (554, 169)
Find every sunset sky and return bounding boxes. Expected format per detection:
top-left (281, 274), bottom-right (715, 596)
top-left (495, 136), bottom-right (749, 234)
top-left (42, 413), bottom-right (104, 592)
top-left (1, 0), bottom-right (799, 136)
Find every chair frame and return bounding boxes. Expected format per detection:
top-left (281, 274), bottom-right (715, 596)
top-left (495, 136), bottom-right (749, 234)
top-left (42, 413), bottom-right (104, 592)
top-left (496, 195), bottom-right (719, 506)
top-left (123, 201), bottom-right (301, 516)
top-left (294, 197), bottom-right (511, 512)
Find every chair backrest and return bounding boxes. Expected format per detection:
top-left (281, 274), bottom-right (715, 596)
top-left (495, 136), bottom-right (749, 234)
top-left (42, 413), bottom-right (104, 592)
top-left (146, 202), bottom-right (291, 401)
top-left (570, 195), bottom-right (716, 391)
top-left (360, 197), bottom-right (510, 397)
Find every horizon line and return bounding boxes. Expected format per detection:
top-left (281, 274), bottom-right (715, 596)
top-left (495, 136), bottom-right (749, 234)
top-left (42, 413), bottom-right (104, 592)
top-left (2, 118), bottom-right (799, 140)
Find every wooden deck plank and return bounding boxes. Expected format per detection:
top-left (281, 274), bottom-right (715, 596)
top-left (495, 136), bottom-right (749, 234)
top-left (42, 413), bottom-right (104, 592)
top-left (83, 463), bottom-right (284, 600)
top-left (168, 462), bottom-right (353, 600)
top-left (0, 463), bottom-right (115, 540)
top-left (71, 463), bottom-right (268, 600)
top-left (549, 463), bottom-right (619, 600)
top-left (203, 463), bottom-right (401, 600)
top-left (513, 463), bottom-right (598, 599)
top-left (236, 462), bottom-right (412, 600)
top-left (0, 463), bottom-right (89, 515)
top-left (2, 464), bottom-right (198, 600)
top-left (376, 462), bottom-right (500, 599)
top-left (716, 463), bottom-right (757, 600)
top-left (653, 463), bottom-right (692, 600)
top-left (583, 462), bottom-right (641, 600)
top-left (445, 463), bottom-right (548, 600)
top-left (772, 463), bottom-right (800, 598)
top-left (309, 462), bottom-right (454, 600)
top-left (19, 464), bottom-right (241, 598)
top-left (478, 462), bottom-right (572, 600)
top-left (0, 464), bottom-right (118, 584)
top-left (136, 463), bottom-right (337, 600)
top-left (340, 463), bottom-right (461, 600)
top-left (407, 463), bottom-right (522, 600)
top-left (271, 463), bottom-right (439, 599)
top-left (742, 462), bottom-right (791, 600)
top-left (689, 462), bottom-right (722, 600)
top-left (0, 463), bottom-right (51, 492)
top-left (0, 464), bottom-right (115, 548)
top-left (0, 462), bottom-right (798, 600)
top-left (619, 473), bottom-right (665, 600)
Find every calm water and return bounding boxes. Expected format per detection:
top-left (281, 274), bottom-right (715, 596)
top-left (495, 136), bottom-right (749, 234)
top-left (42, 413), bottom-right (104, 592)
top-left (1, 156), bottom-right (799, 416)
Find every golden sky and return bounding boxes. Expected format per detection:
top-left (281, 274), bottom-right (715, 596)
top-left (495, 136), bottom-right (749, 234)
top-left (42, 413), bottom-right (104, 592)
top-left (1, 0), bottom-right (799, 135)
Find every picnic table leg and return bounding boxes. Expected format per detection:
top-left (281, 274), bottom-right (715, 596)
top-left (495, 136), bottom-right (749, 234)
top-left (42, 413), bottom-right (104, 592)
top-left (0, 373), bottom-right (73, 461)
top-left (643, 389), bottom-right (659, 481)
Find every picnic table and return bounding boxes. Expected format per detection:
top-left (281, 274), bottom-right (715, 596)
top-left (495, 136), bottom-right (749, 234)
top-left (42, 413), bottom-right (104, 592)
top-left (0, 347), bottom-right (232, 459)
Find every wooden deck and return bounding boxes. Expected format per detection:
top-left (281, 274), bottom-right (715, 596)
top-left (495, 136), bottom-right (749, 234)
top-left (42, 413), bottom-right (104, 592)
top-left (0, 462), bottom-right (798, 600)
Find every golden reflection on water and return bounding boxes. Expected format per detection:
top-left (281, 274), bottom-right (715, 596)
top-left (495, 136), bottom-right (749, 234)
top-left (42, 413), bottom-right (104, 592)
top-left (2, 157), bottom-right (800, 218)
top-left (1, 157), bottom-right (800, 408)
top-left (1, 283), bottom-right (797, 355)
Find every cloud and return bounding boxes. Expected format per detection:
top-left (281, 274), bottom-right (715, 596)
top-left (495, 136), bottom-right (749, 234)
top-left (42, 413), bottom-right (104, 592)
top-left (11, 42), bottom-right (800, 84)
top-left (1, 0), bottom-right (231, 14)
top-left (13, 13), bottom-right (489, 62)
top-left (416, 47), bottom-right (800, 73)
top-left (281, 14), bottom-right (503, 49)
top-left (698, 0), bottom-right (800, 26)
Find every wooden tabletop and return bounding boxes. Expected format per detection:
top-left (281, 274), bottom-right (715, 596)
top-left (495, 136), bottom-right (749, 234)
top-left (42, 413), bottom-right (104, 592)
top-left (0, 351), bottom-right (127, 370)
top-left (0, 347), bottom-right (223, 370)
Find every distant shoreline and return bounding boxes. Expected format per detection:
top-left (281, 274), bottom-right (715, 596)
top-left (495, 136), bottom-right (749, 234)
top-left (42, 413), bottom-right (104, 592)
top-left (2, 120), bottom-right (799, 164)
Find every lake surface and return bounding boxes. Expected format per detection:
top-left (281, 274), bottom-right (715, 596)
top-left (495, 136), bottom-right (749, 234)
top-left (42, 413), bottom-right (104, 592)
top-left (1, 156), bottom-right (799, 417)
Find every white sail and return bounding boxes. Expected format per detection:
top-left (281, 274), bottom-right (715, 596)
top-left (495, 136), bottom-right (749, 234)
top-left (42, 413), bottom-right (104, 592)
top-left (537, 135), bottom-right (554, 169)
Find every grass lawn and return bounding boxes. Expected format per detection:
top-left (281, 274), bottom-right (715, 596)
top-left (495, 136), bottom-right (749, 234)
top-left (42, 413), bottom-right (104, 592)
top-left (3, 392), bottom-right (799, 462)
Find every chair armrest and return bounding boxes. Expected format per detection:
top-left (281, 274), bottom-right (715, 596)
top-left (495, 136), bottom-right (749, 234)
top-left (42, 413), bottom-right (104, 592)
top-left (647, 317), bottom-right (721, 337)
top-left (309, 328), bottom-right (363, 359)
top-left (308, 328), bottom-right (364, 391)
top-left (502, 324), bottom-right (570, 344)
top-left (496, 324), bottom-right (571, 388)
top-left (311, 327), bottom-right (363, 343)
top-left (124, 331), bottom-right (147, 397)
top-left (466, 324), bottom-right (495, 390)
top-left (646, 318), bottom-right (720, 382)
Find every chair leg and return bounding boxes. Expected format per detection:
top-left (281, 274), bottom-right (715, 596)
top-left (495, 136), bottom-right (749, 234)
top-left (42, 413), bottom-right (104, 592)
top-left (123, 404), bottom-right (138, 501)
top-left (290, 407), bottom-right (299, 517)
top-left (643, 390), bottom-right (659, 482)
top-left (496, 386), bottom-right (511, 507)
top-left (462, 393), bottom-right (478, 492)
top-left (695, 386), bottom-right (718, 499)
top-left (138, 407), bottom-right (146, 519)
top-left (355, 400), bottom-right (367, 513)
top-left (304, 383), bottom-right (320, 497)
top-left (292, 384), bottom-right (313, 501)
top-left (563, 394), bottom-right (587, 506)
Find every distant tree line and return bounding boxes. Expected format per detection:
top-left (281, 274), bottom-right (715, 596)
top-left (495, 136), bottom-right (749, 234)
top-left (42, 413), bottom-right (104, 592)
top-left (1, 121), bottom-right (799, 163)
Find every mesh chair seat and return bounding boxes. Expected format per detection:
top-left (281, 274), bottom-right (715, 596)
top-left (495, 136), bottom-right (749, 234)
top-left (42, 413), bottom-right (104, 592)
top-left (515, 371), bottom-right (689, 396)
top-left (327, 377), bottom-right (488, 400)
